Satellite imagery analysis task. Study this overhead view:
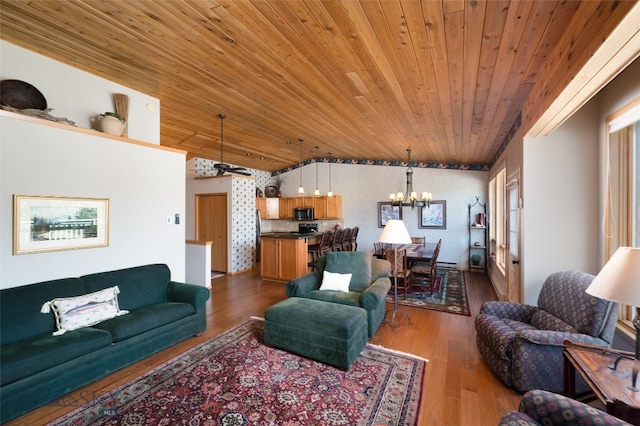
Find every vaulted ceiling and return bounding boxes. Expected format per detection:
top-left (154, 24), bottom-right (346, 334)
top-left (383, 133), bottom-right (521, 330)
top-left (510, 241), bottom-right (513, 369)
top-left (1, 1), bottom-right (637, 172)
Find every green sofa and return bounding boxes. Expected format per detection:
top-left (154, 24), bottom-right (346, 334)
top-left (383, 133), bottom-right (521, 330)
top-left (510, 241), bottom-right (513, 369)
top-left (285, 252), bottom-right (391, 338)
top-left (0, 263), bottom-right (210, 423)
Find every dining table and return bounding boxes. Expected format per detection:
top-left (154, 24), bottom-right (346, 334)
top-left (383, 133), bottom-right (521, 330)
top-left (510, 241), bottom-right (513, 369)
top-left (405, 242), bottom-right (436, 267)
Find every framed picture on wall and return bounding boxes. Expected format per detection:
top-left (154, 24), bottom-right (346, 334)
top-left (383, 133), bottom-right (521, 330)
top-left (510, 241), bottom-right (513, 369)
top-left (378, 202), bottom-right (402, 228)
top-left (13, 195), bottom-right (109, 254)
top-left (419, 200), bottom-right (446, 229)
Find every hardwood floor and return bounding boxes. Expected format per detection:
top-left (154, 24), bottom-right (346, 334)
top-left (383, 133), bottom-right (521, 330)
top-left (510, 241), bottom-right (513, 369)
top-left (7, 269), bottom-right (521, 426)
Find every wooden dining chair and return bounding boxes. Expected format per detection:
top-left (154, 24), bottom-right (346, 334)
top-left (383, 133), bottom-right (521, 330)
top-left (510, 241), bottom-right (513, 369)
top-left (410, 239), bottom-right (441, 293)
top-left (350, 226), bottom-right (359, 251)
top-left (341, 227), bottom-right (352, 251)
top-left (410, 236), bottom-right (425, 246)
top-left (331, 228), bottom-right (344, 252)
top-left (386, 248), bottom-right (410, 299)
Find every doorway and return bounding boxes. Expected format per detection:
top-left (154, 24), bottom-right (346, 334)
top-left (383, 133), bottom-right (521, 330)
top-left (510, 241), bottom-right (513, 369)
top-left (506, 174), bottom-right (521, 302)
top-left (196, 193), bottom-right (228, 273)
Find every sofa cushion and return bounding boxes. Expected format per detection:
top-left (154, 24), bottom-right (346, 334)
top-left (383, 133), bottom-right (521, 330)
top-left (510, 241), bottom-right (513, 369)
top-left (324, 252), bottom-right (372, 292)
top-left (81, 264), bottom-right (171, 310)
top-left (41, 286), bottom-right (129, 335)
top-left (299, 290), bottom-right (362, 307)
top-left (0, 278), bottom-right (88, 345)
top-left (0, 327), bottom-right (112, 386)
top-left (91, 302), bottom-right (194, 342)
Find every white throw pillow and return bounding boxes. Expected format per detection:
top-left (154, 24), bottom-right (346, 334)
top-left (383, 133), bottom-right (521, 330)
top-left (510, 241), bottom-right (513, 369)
top-left (319, 270), bottom-right (352, 293)
top-left (41, 286), bottom-right (129, 335)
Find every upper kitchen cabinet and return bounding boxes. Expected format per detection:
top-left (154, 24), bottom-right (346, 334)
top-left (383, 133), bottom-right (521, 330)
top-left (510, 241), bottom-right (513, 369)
top-left (256, 197), bottom-right (279, 219)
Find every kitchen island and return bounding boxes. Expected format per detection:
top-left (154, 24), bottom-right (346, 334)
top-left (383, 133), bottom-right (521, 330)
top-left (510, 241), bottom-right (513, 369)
top-left (260, 232), bottom-right (320, 282)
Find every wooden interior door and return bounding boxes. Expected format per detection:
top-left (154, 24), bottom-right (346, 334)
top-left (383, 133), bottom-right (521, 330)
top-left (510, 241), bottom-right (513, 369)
top-left (196, 193), bottom-right (227, 273)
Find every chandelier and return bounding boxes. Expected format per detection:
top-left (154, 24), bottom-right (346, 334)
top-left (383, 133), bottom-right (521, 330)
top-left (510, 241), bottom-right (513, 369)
top-left (388, 148), bottom-right (432, 209)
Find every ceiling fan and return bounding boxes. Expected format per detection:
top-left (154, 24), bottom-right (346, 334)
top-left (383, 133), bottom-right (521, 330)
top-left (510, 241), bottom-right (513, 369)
top-left (213, 114), bottom-right (251, 176)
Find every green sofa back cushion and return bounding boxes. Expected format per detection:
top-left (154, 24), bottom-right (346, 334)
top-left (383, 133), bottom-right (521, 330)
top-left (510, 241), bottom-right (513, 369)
top-left (82, 264), bottom-right (170, 310)
top-left (323, 252), bottom-right (372, 292)
top-left (0, 278), bottom-right (88, 345)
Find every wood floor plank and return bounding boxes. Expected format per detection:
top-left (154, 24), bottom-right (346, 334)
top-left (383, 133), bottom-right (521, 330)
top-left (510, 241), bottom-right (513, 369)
top-left (5, 268), bottom-right (522, 426)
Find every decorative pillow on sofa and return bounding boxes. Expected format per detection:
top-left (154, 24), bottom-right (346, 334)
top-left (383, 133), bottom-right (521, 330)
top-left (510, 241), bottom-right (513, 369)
top-left (40, 286), bottom-right (129, 336)
top-left (319, 270), bottom-right (352, 292)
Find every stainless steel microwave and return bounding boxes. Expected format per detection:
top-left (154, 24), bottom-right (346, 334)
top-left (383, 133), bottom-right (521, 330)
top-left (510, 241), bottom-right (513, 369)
top-left (293, 207), bottom-right (315, 221)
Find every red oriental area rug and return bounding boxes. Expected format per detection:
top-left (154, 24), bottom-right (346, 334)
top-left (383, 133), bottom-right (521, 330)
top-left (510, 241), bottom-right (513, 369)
top-left (386, 269), bottom-right (471, 316)
top-left (48, 319), bottom-right (426, 425)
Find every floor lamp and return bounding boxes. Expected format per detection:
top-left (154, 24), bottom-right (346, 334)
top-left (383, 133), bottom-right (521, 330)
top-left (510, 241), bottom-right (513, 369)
top-left (378, 219), bottom-right (412, 331)
top-left (586, 247), bottom-right (640, 391)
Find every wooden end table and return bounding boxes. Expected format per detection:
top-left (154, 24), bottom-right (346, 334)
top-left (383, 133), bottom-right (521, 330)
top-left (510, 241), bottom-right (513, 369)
top-left (563, 340), bottom-right (640, 424)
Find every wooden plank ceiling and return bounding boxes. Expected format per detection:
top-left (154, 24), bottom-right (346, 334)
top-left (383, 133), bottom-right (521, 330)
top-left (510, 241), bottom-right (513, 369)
top-left (0, 1), bottom-right (632, 172)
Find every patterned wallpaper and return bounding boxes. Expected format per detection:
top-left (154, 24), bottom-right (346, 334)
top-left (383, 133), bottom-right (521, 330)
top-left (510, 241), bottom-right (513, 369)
top-left (193, 158), bottom-right (275, 273)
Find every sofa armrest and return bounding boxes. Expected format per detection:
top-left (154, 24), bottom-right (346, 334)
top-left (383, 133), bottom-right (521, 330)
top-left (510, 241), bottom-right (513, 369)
top-left (166, 281), bottom-right (210, 312)
top-left (371, 258), bottom-right (391, 281)
top-left (517, 390), bottom-right (627, 425)
top-left (480, 301), bottom-right (537, 322)
top-left (517, 329), bottom-right (607, 347)
top-left (285, 271), bottom-right (321, 297)
top-left (361, 277), bottom-right (391, 310)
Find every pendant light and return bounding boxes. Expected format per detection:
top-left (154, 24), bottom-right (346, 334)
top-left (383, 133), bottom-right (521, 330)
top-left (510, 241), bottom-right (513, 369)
top-left (327, 151), bottom-right (333, 197)
top-left (314, 146), bottom-right (320, 196)
top-left (297, 139), bottom-right (305, 194)
top-left (388, 148), bottom-right (432, 209)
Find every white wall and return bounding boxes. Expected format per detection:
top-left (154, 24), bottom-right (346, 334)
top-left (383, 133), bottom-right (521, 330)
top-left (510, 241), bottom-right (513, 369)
top-left (522, 100), bottom-right (601, 304)
top-left (0, 41), bottom-right (160, 143)
top-left (1, 42), bottom-right (185, 289)
top-left (278, 162), bottom-right (488, 269)
top-left (1, 114), bottom-right (186, 288)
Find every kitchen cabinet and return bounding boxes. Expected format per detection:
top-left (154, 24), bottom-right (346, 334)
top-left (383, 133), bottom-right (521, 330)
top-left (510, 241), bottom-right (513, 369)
top-left (279, 197), bottom-right (295, 219)
top-left (260, 236), bottom-right (309, 281)
top-left (324, 195), bottom-right (342, 219)
top-left (256, 197), bottom-right (279, 219)
top-left (277, 195), bottom-right (342, 219)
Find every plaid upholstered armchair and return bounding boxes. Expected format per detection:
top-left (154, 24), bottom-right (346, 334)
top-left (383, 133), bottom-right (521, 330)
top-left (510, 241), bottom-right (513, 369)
top-left (498, 389), bottom-right (633, 425)
top-left (475, 270), bottom-right (619, 393)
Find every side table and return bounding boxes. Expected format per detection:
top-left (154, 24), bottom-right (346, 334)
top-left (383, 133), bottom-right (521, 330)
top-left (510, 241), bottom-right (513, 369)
top-left (563, 340), bottom-right (640, 424)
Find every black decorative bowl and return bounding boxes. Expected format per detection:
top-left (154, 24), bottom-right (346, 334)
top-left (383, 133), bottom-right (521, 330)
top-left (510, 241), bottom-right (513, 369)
top-left (0, 79), bottom-right (47, 110)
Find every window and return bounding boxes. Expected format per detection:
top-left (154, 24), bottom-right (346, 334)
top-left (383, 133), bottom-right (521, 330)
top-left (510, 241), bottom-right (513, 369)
top-left (489, 168), bottom-right (506, 273)
top-left (605, 97), bottom-right (640, 336)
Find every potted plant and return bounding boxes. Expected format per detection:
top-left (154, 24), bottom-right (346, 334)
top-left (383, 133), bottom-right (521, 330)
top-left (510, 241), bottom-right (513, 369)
top-left (471, 254), bottom-right (481, 266)
top-left (98, 112), bottom-right (126, 136)
top-left (273, 175), bottom-right (285, 197)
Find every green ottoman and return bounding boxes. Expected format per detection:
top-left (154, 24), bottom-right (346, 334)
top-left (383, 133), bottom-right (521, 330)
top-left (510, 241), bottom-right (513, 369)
top-left (264, 297), bottom-right (368, 370)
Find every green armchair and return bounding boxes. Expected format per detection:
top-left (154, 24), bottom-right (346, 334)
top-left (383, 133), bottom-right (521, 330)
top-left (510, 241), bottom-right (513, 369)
top-left (286, 252), bottom-right (391, 338)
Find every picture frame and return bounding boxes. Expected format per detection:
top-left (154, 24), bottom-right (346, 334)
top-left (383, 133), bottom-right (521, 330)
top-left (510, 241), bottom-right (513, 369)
top-left (13, 195), bottom-right (109, 254)
top-left (418, 200), bottom-right (446, 229)
top-left (378, 202), bottom-right (402, 228)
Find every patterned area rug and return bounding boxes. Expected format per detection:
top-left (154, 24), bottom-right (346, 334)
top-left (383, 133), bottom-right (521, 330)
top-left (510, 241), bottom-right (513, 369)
top-left (386, 269), bottom-right (470, 316)
top-left (48, 319), bottom-right (426, 425)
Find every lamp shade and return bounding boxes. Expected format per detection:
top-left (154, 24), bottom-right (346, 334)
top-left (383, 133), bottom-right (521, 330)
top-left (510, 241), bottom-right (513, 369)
top-left (586, 247), bottom-right (640, 307)
top-left (378, 220), bottom-right (412, 245)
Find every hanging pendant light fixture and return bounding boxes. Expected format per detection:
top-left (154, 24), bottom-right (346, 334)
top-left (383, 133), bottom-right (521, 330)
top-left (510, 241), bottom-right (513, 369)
top-left (314, 146), bottom-right (320, 196)
top-left (297, 139), bottom-right (305, 195)
top-left (388, 148), bottom-right (432, 209)
top-left (327, 151), bottom-right (333, 197)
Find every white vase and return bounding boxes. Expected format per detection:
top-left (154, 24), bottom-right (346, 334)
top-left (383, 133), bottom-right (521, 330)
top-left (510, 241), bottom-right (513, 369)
top-left (99, 115), bottom-right (126, 137)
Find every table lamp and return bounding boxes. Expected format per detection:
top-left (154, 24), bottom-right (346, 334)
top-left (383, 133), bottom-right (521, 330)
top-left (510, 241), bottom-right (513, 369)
top-left (586, 246), bottom-right (640, 391)
top-left (378, 219), bottom-right (412, 331)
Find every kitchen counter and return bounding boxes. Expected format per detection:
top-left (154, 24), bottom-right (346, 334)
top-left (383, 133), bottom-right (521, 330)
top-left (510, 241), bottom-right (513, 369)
top-left (260, 233), bottom-right (319, 282)
top-left (261, 232), bottom-right (321, 239)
